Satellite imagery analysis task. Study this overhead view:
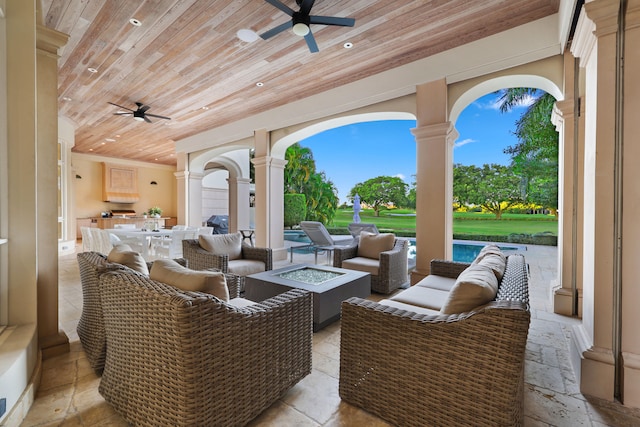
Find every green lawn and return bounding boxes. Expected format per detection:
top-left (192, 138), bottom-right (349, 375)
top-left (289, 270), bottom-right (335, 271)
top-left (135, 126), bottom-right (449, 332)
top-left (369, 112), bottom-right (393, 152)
top-left (331, 208), bottom-right (557, 236)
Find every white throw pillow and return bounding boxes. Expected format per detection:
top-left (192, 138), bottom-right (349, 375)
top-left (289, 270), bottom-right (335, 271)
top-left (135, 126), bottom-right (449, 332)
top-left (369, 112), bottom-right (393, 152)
top-left (440, 263), bottom-right (499, 314)
top-left (198, 232), bottom-right (242, 260)
top-left (357, 232), bottom-right (395, 260)
top-left (107, 246), bottom-right (149, 275)
top-left (150, 258), bottom-right (229, 302)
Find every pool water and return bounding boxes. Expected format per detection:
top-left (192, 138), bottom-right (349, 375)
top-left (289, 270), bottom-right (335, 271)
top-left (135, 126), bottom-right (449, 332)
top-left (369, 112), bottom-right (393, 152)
top-left (284, 232), bottom-right (521, 261)
top-left (408, 240), bottom-right (521, 263)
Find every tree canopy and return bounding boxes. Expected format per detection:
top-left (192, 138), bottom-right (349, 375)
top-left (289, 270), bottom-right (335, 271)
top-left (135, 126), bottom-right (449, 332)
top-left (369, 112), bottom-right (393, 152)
top-left (284, 143), bottom-right (339, 224)
top-left (348, 176), bottom-right (408, 217)
top-left (453, 163), bottom-right (523, 219)
top-left (496, 88), bottom-right (559, 213)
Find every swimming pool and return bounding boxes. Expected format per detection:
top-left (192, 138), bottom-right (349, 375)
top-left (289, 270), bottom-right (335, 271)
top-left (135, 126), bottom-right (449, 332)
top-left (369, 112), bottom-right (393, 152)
top-left (408, 240), bottom-right (522, 263)
top-left (284, 231), bottom-right (522, 261)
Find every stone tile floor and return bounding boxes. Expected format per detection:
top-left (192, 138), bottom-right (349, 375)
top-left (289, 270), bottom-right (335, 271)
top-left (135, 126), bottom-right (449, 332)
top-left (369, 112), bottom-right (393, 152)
top-left (20, 243), bottom-right (640, 426)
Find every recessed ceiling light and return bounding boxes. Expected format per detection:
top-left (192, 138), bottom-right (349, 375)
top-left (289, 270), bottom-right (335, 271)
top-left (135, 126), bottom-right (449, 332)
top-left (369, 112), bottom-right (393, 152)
top-left (256, 82), bottom-right (264, 87)
top-left (62, 96), bottom-right (72, 102)
top-left (201, 106), bottom-right (209, 110)
top-left (344, 42), bottom-right (353, 49)
top-left (115, 134), bottom-right (121, 138)
top-left (105, 138), bottom-right (116, 142)
top-left (87, 67), bottom-right (98, 73)
top-left (129, 18), bottom-right (142, 26)
top-left (237, 29), bottom-right (259, 43)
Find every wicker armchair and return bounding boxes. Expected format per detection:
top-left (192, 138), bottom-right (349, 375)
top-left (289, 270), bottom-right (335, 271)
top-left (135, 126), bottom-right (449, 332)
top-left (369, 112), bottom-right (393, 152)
top-left (97, 269), bottom-right (312, 427)
top-left (182, 237), bottom-right (272, 293)
top-left (339, 254), bottom-right (530, 426)
top-left (76, 252), bottom-right (238, 373)
top-left (333, 237), bottom-right (408, 294)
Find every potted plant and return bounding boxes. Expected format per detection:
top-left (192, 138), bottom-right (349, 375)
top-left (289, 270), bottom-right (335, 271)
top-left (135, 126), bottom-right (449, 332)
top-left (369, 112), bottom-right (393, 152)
top-left (148, 206), bottom-right (162, 218)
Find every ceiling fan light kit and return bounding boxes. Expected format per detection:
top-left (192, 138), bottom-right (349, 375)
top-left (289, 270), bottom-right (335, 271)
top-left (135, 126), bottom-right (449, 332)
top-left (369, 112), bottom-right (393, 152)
top-left (108, 101), bottom-right (171, 123)
top-left (260, 0), bottom-right (355, 52)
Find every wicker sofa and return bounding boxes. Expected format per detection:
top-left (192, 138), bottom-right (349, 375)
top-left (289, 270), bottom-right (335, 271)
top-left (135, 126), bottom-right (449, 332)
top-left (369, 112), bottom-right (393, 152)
top-left (339, 252), bottom-right (530, 426)
top-left (96, 267), bottom-right (312, 427)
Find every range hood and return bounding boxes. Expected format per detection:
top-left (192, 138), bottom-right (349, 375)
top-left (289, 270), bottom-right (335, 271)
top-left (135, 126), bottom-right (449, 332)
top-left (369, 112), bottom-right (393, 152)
top-left (102, 163), bottom-right (140, 203)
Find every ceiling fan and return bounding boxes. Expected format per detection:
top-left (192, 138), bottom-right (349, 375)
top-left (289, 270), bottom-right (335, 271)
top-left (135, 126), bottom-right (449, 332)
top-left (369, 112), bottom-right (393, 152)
top-left (108, 101), bottom-right (171, 123)
top-left (260, 0), bottom-right (355, 53)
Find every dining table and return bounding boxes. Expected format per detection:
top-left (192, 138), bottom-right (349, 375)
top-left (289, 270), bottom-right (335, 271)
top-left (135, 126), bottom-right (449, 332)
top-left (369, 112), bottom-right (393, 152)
top-left (107, 228), bottom-right (173, 260)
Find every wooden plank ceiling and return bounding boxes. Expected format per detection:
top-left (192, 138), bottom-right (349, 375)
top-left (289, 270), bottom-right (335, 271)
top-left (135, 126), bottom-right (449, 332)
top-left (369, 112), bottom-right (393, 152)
top-left (41, 0), bottom-right (560, 165)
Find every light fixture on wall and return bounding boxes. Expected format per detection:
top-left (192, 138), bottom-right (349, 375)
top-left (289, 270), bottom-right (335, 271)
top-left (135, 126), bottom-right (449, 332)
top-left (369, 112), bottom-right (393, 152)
top-left (75, 174), bottom-right (82, 179)
top-left (150, 181), bottom-right (158, 185)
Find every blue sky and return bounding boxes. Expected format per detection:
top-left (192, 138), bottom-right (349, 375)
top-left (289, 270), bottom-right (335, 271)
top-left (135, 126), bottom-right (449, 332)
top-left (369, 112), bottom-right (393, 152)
top-left (300, 92), bottom-right (529, 204)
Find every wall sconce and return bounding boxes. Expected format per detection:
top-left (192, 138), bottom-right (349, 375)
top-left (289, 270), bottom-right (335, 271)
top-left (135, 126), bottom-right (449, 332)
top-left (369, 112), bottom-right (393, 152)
top-left (150, 181), bottom-right (158, 185)
top-left (75, 174), bottom-right (82, 179)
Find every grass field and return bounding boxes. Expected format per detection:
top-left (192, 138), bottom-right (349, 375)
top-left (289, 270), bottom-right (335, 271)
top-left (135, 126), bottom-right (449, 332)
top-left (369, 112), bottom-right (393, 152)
top-left (331, 208), bottom-right (558, 236)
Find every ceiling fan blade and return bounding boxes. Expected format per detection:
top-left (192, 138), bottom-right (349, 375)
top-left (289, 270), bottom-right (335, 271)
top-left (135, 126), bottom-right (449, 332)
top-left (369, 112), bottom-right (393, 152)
top-left (145, 113), bottom-right (171, 120)
top-left (304, 30), bottom-right (319, 53)
top-left (143, 116), bottom-right (152, 123)
top-left (264, 0), bottom-right (294, 16)
top-left (299, 0), bottom-right (316, 16)
top-left (310, 15), bottom-right (355, 27)
top-left (138, 104), bottom-right (151, 113)
top-left (113, 112), bottom-right (133, 115)
top-left (108, 101), bottom-right (135, 112)
top-left (260, 21), bottom-right (292, 40)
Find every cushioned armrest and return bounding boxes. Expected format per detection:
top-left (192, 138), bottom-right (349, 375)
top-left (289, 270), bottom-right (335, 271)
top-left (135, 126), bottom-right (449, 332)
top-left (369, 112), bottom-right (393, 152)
top-left (429, 259), bottom-right (471, 278)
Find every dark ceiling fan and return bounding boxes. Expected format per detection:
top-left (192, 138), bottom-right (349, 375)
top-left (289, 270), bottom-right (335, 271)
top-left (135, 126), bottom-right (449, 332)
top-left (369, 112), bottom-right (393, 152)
top-left (260, 0), bottom-right (355, 53)
top-left (108, 101), bottom-right (171, 123)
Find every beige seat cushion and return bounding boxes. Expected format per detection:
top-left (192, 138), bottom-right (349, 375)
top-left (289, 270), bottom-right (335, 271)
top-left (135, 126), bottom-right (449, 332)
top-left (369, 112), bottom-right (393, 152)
top-left (357, 232), bottom-right (395, 260)
top-left (389, 286), bottom-right (451, 311)
top-left (150, 258), bottom-right (229, 302)
top-left (379, 299), bottom-right (442, 316)
top-left (198, 232), bottom-right (242, 260)
top-left (228, 259), bottom-right (266, 277)
top-left (342, 257), bottom-right (381, 276)
top-left (415, 274), bottom-right (457, 292)
top-left (440, 263), bottom-right (498, 314)
top-left (107, 246), bottom-right (149, 275)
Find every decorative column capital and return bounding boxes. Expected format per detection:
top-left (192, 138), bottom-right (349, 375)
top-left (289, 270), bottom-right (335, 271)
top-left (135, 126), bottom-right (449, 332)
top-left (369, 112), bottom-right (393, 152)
top-left (411, 122), bottom-right (455, 143)
top-left (584, 0), bottom-right (620, 37)
top-left (174, 170), bottom-right (189, 180)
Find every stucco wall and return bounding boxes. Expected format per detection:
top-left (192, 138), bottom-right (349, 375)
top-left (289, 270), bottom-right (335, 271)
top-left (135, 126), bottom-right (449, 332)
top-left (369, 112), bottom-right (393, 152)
top-left (71, 154), bottom-right (177, 219)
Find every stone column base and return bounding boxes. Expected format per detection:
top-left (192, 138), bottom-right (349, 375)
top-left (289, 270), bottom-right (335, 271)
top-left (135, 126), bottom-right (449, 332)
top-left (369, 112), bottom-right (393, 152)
top-left (40, 330), bottom-right (69, 359)
top-left (622, 352), bottom-right (640, 408)
top-left (570, 324), bottom-right (615, 401)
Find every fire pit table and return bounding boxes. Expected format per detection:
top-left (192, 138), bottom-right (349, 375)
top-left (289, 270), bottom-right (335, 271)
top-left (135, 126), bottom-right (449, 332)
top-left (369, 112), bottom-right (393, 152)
top-left (245, 264), bottom-right (371, 331)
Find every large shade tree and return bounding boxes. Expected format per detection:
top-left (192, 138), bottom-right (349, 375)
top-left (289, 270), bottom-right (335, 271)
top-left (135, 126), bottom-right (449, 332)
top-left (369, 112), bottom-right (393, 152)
top-left (349, 176), bottom-right (408, 217)
top-left (453, 163), bottom-right (523, 219)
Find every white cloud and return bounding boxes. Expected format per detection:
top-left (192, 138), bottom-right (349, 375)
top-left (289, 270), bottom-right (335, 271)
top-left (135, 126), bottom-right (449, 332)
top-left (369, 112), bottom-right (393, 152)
top-left (454, 138), bottom-right (476, 149)
top-left (394, 173), bottom-right (406, 180)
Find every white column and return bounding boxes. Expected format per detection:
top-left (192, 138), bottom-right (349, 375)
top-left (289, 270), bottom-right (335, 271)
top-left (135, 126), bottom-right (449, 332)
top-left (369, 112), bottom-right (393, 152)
top-left (553, 51), bottom-right (583, 317)
top-left (36, 24), bottom-right (69, 358)
top-left (227, 176), bottom-right (251, 232)
top-left (175, 152), bottom-right (189, 226)
top-left (569, 0), bottom-right (619, 402)
top-left (187, 172), bottom-right (204, 226)
top-left (620, 0), bottom-right (640, 408)
top-left (411, 80), bottom-right (455, 284)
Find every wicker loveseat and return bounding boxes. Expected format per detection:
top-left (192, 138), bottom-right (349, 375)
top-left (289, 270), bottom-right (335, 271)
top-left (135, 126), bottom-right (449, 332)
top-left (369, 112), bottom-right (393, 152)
top-left (339, 252), bottom-right (530, 426)
top-left (97, 268), bottom-right (312, 427)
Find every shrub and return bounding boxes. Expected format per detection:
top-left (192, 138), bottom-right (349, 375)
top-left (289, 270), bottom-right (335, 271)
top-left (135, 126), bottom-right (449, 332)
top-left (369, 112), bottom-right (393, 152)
top-left (284, 193), bottom-right (307, 228)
